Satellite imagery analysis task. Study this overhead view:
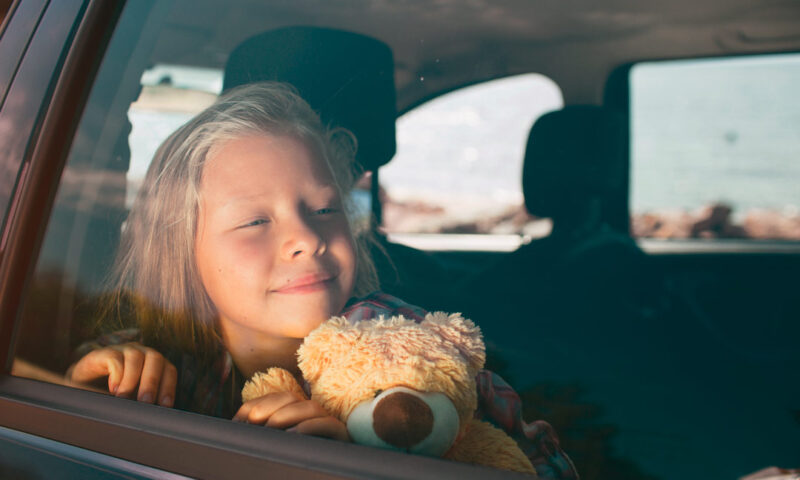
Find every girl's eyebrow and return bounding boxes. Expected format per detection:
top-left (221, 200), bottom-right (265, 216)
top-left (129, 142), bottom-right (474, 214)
top-left (214, 184), bottom-right (340, 212)
top-left (313, 185), bottom-right (340, 198)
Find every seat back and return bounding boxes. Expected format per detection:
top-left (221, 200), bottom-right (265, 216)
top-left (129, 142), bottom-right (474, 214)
top-left (523, 105), bottom-right (629, 236)
top-left (457, 105), bottom-right (651, 345)
top-left (224, 26), bottom-right (397, 173)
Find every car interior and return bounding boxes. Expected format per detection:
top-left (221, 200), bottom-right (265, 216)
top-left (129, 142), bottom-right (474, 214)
top-left (4, 1), bottom-right (800, 478)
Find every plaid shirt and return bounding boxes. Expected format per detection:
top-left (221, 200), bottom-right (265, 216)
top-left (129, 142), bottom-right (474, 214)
top-left (78, 292), bottom-right (578, 479)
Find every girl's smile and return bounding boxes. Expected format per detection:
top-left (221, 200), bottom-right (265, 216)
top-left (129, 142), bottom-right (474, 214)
top-left (273, 272), bottom-right (338, 294)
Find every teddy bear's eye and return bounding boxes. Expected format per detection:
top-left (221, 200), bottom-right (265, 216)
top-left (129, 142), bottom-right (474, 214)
top-left (374, 389), bottom-right (383, 398)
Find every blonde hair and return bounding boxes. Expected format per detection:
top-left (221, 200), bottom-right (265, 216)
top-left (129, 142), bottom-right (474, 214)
top-left (110, 82), bottom-right (378, 359)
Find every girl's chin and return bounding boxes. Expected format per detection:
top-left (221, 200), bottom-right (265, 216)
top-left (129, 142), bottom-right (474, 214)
top-left (273, 294), bottom-right (345, 318)
top-left (274, 309), bottom-right (333, 334)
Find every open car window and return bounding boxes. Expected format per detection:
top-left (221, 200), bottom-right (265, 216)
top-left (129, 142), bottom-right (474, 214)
top-left (381, 74), bottom-right (563, 251)
top-left (630, 53), bottom-right (800, 248)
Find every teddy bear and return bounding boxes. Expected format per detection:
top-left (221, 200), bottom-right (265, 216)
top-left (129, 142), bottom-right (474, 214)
top-left (242, 311), bottom-right (537, 475)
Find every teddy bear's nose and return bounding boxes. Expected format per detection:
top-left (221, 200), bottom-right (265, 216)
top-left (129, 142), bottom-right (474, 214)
top-left (372, 391), bottom-right (434, 448)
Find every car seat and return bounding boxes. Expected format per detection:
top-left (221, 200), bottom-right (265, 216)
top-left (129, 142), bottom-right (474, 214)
top-left (455, 105), bottom-right (654, 349)
top-left (223, 26), bottom-right (397, 175)
top-left (223, 27), bottom-right (451, 308)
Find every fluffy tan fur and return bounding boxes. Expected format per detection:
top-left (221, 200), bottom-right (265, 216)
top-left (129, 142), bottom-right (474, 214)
top-left (298, 312), bottom-right (484, 425)
top-left (242, 367), bottom-right (306, 402)
top-left (243, 312), bottom-right (536, 475)
top-left (445, 420), bottom-right (537, 474)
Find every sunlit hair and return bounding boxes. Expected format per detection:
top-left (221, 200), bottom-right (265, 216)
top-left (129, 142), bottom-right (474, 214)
top-left (109, 82), bottom-right (379, 359)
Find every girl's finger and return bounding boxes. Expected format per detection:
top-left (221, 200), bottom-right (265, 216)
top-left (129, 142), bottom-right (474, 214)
top-left (102, 350), bottom-right (125, 394)
top-left (136, 349), bottom-right (165, 403)
top-left (157, 361), bottom-right (178, 407)
top-left (116, 346), bottom-right (145, 398)
top-left (233, 392), bottom-right (301, 424)
top-left (291, 416), bottom-right (350, 442)
top-left (68, 348), bottom-right (122, 386)
top-left (266, 399), bottom-right (328, 430)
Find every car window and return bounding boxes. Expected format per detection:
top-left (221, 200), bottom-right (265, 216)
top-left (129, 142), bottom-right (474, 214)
top-left (630, 53), bottom-right (800, 244)
top-left (381, 74), bottom-right (563, 251)
top-left (4, 2), bottom-right (539, 478)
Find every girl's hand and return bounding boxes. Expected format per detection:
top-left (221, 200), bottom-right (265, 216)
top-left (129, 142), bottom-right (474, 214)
top-left (233, 392), bottom-right (350, 442)
top-left (66, 342), bottom-right (177, 407)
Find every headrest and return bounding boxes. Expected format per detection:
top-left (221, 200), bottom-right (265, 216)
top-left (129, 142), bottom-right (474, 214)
top-left (522, 105), bottom-right (627, 218)
top-left (224, 27), bottom-right (397, 171)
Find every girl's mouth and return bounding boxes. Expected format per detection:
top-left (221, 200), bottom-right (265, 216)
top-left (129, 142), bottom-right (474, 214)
top-left (273, 273), bottom-right (335, 294)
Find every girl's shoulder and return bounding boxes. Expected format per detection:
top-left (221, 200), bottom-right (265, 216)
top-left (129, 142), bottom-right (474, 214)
top-left (341, 291), bottom-right (429, 322)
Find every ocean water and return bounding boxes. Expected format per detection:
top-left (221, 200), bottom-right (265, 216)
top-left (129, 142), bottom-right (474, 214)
top-left (385, 56), bottom-right (800, 219)
top-left (631, 55), bottom-right (800, 217)
top-left (129, 56), bottom-right (800, 220)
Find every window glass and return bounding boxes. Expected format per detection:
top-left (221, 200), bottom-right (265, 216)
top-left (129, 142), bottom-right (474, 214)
top-left (630, 54), bottom-right (800, 241)
top-left (128, 65), bottom-right (221, 206)
top-left (12, 0), bottom-right (175, 375)
top-left (381, 74), bottom-right (563, 249)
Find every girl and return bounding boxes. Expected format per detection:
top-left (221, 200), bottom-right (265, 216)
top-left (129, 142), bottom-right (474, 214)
top-left (68, 82), bottom-right (577, 478)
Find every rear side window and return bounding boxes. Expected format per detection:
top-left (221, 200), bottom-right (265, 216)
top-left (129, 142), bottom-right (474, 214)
top-left (381, 74), bottom-right (563, 251)
top-left (630, 54), bottom-right (800, 242)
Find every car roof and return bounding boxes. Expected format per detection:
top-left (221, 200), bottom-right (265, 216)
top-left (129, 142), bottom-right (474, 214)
top-left (154, 0), bottom-right (800, 109)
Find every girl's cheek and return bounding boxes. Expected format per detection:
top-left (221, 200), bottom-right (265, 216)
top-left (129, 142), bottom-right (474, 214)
top-left (234, 232), bottom-right (274, 257)
top-left (325, 219), bottom-right (356, 250)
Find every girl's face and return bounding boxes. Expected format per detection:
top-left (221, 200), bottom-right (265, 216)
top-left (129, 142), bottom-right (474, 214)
top-left (195, 133), bottom-right (356, 345)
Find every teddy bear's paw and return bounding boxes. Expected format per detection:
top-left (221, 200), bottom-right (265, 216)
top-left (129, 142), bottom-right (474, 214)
top-left (346, 386), bottom-right (460, 457)
top-left (446, 420), bottom-right (537, 475)
top-left (242, 367), bottom-right (306, 402)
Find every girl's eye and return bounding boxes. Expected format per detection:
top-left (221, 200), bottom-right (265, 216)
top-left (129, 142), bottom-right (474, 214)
top-left (312, 207), bottom-right (337, 215)
top-left (241, 218), bottom-right (269, 228)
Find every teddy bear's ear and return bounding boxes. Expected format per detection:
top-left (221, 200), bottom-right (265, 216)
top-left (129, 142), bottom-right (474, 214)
top-left (421, 312), bottom-right (486, 374)
top-left (297, 315), bottom-right (359, 384)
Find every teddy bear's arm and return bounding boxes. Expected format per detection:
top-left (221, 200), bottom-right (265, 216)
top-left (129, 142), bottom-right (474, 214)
top-left (242, 367), bottom-right (307, 403)
top-left (444, 420), bottom-right (537, 476)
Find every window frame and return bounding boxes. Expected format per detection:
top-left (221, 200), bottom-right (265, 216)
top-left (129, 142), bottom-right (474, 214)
top-left (3, 375), bottom-right (519, 479)
top-left (0, 0), bottom-right (109, 369)
top-left (0, 0), bottom-right (52, 242)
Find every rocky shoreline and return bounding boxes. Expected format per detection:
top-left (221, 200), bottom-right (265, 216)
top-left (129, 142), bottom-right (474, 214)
top-left (383, 198), bottom-right (800, 240)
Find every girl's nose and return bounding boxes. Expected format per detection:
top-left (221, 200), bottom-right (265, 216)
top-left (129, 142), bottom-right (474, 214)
top-left (280, 217), bottom-right (326, 260)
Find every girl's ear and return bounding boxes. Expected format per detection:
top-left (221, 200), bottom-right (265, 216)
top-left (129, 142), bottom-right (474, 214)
top-left (421, 312), bottom-right (486, 375)
top-left (297, 316), bottom-right (359, 384)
